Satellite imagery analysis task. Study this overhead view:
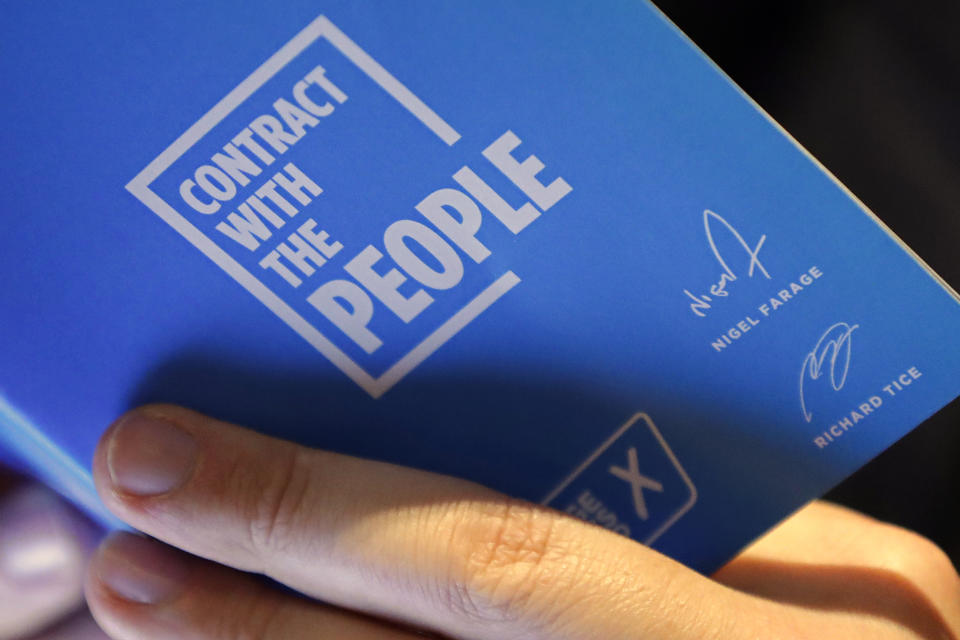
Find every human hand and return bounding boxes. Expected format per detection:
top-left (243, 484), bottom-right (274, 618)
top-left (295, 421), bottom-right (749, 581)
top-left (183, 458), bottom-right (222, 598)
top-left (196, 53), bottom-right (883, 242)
top-left (0, 469), bottom-right (107, 639)
top-left (84, 405), bottom-right (960, 639)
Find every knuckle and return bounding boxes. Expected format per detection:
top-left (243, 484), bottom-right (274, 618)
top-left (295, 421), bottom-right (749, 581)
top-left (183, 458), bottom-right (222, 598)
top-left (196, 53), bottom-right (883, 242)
top-left (876, 524), bottom-right (959, 587)
top-left (240, 444), bottom-right (313, 561)
top-left (440, 499), bottom-right (582, 625)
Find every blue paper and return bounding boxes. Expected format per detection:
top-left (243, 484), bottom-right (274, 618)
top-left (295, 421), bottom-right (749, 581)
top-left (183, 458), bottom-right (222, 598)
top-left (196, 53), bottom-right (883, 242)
top-left (1, 1), bottom-right (958, 573)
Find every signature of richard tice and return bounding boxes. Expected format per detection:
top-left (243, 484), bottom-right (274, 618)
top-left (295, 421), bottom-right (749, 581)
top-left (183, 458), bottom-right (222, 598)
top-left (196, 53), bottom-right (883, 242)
top-left (799, 322), bottom-right (860, 423)
top-left (683, 210), bottom-right (771, 317)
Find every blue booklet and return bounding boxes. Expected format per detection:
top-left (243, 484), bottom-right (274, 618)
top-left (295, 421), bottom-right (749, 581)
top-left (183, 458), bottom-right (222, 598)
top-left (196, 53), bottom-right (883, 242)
top-left (2, 1), bottom-right (958, 574)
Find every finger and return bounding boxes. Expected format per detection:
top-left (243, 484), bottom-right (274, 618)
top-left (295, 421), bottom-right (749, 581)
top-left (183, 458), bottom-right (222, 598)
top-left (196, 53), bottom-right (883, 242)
top-left (0, 484), bottom-right (96, 640)
top-left (86, 531), bottom-right (435, 640)
top-left (716, 501), bottom-right (960, 638)
top-left (93, 404), bottom-right (779, 640)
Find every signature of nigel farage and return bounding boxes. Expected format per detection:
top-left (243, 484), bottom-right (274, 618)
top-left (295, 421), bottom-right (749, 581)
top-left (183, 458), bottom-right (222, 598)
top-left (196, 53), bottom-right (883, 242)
top-left (799, 322), bottom-right (860, 423)
top-left (683, 210), bottom-right (771, 317)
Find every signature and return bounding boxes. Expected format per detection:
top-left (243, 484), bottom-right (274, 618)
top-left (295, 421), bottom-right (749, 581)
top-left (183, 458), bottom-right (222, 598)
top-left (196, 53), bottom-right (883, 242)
top-left (799, 322), bottom-right (860, 423)
top-left (683, 210), bottom-right (771, 317)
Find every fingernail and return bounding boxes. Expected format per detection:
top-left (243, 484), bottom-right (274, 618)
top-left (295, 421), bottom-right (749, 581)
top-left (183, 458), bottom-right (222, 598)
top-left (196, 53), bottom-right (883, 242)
top-left (107, 412), bottom-right (198, 496)
top-left (95, 532), bottom-right (189, 604)
top-left (0, 486), bottom-right (85, 585)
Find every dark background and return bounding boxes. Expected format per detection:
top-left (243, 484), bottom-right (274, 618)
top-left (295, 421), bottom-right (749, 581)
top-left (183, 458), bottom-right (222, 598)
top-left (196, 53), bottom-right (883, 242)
top-left (653, 0), bottom-right (960, 564)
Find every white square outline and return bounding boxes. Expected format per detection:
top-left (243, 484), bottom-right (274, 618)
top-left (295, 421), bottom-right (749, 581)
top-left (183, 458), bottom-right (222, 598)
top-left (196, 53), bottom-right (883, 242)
top-left (126, 15), bottom-right (520, 398)
top-left (541, 412), bottom-right (698, 546)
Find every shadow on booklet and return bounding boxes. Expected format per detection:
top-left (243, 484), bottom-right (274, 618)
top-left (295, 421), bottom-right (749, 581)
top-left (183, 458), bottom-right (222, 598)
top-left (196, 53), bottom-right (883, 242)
top-left (125, 347), bottom-right (835, 567)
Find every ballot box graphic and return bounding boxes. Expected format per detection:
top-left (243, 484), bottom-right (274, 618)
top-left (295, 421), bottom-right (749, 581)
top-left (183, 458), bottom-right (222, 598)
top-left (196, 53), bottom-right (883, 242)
top-left (543, 413), bottom-right (697, 545)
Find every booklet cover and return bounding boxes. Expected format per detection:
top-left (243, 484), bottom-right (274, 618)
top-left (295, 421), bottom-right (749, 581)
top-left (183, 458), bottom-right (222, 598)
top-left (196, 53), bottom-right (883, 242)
top-left (2, 1), bottom-right (959, 574)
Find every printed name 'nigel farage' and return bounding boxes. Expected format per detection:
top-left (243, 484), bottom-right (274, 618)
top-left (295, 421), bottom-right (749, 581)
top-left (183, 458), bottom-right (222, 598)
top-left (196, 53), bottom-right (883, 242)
top-left (679, 209), bottom-right (826, 352)
top-left (711, 265), bottom-right (825, 352)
